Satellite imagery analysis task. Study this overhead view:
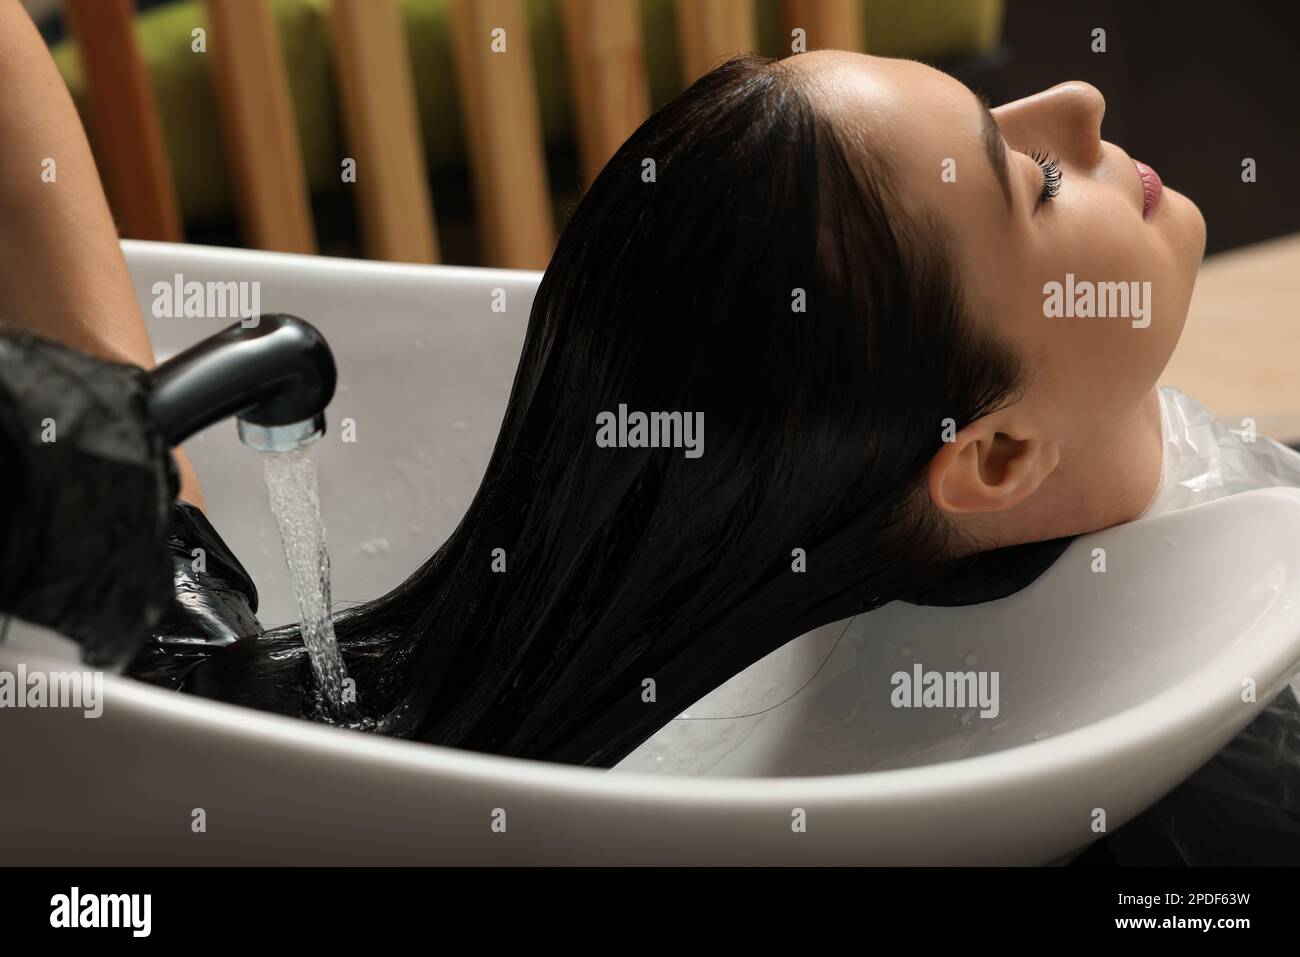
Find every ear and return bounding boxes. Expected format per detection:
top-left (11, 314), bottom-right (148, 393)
top-left (927, 417), bottom-right (1060, 515)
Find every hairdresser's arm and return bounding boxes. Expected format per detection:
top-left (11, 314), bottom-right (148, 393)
top-left (0, 0), bottom-right (203, 506)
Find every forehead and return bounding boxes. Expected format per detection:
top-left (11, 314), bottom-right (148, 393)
top-left (786, 51), bottom-right (1010, 247)
top-left (784, 52), bottom-right (1021, 328)
top-left (788, 52), bottom-right (1004, 220)
top-left (786, 52), bottom-right (979, 153)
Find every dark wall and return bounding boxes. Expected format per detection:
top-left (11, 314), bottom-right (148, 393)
top-left (975, 0), bottom-right (1300, 255)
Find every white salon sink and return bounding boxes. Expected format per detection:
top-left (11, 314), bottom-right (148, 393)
top-left (3, 240), bottom-right (1300, 864)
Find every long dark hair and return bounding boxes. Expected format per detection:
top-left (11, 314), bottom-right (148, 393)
top-left (179, 54), bottom-right (1024, 768)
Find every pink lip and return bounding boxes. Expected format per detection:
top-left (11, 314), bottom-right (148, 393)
top-left (1134, 159), bottom-right (1162, 219)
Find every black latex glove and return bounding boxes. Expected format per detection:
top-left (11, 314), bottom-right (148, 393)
top-left (127, 501), bottom-right (263, 690)
top-left (0, 324), bottom-right (175, 666)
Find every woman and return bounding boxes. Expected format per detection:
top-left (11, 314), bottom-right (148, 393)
top-left (0, 0), bottom-right (1211, 766)
top-left (156, 49), bottom-right (1208, 767)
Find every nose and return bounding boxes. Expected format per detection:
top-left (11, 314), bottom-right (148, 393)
top-left (991, 81), bottom-right (1106, 167)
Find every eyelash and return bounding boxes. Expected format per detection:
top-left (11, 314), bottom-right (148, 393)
top-left (1026, 148), bottom-right (1062, 205)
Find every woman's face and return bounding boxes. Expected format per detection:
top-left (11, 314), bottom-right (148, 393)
top-left (792, 51), bottom-right (1206, 436)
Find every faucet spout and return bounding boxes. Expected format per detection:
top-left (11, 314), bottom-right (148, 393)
top-left (146, 314), bottom-right (337, 452)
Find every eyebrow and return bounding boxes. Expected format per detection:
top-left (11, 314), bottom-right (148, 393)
top-left (974, 90), bottom-right (1013, 213)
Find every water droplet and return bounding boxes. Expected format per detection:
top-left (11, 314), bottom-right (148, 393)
top-left (357, 537), bottom-right (391, 558)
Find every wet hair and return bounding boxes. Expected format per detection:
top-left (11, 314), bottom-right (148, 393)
top-left (179, 54), bottom-right (1024, 767)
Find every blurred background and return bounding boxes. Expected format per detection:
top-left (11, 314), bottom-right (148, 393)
top-left (24, 0), bottom-right (1300, 269)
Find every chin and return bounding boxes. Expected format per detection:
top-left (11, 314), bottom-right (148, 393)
top-left (1164, 188), bottom-right (1208, 266)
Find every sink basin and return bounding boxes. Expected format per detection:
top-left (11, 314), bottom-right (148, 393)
top-left (3, 240), bottom-right (1299, 864)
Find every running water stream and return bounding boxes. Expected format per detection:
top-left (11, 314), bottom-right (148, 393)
top-left (262, 448), bottom-right (352, 721)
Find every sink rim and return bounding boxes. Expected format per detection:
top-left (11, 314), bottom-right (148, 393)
top-left (8, 486), bottom-right (1297, 807)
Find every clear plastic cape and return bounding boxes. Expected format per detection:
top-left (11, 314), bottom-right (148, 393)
top-left (1140, 385), bottom-right (1300, 519)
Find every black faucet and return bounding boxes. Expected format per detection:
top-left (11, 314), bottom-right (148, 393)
top-left (146, 314), bottom-right (337, 452)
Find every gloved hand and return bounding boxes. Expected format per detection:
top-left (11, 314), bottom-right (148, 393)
top-left (127, 501), bottom-right (263, 690)
top-left (0, 324), bottom-right (175, 666)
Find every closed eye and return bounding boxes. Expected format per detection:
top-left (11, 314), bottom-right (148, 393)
top-left (1023, 148), bottom-right (1062, 210)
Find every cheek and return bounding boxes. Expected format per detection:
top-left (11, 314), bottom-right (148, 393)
top-left (1019, 222), bottom-right (1187, 407)
top-left (958, 187), bottom-right (1196, 410)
